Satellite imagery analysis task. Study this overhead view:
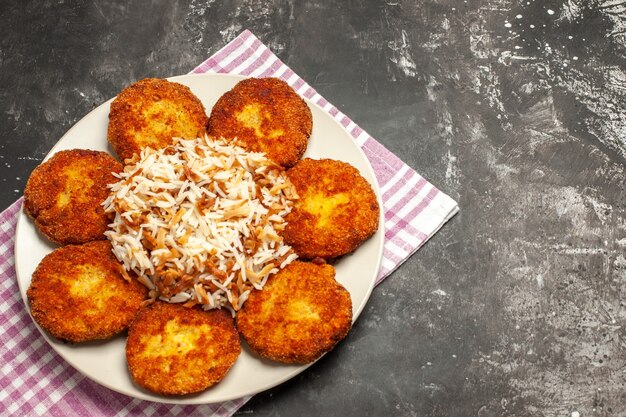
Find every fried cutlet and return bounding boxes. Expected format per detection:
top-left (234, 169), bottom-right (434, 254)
top-left (23, 149), bottom-right (122, 245)
top-left (26, 240), bottom-right (147, 343)
top-left (108, 78), bottom-right (209, 162)
top-left (207, 77), bottom-right (312, 167)
top-left (236, 261), bottom-right (352, 364)
top-left (282, 159), bottom-right (379, 259)
top-left (126, 302), bottom-right (241, 396)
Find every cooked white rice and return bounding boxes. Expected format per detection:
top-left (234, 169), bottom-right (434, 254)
top-left (102, 136), bottom-right (299, 313)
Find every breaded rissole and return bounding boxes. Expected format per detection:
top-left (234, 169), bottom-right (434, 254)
top-left (27, 240), bottom-right (148, 343)
top-left (108, 78), bottom-right (209, 162)
top-left (236, 261), bottom-right (352, 364)
top-left (207, 77), bottom-right (312, 167)
top-left (126, 302), bottom-right (241, 396)
top-left (282, 159), bottom-right (379, 259)
top-left (23, 149), bottom-right (123, 245)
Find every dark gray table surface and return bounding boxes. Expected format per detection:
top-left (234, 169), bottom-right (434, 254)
top-left (2, 1), bottom-right (625, 416)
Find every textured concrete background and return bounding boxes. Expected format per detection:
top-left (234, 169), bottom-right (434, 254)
top-left (1, 1), bottom-right (625, 416)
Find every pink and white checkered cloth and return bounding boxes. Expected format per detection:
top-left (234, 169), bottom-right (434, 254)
top-left (0, 30), bottom-right (457, 417)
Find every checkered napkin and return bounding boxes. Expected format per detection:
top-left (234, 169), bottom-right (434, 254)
top-left (0, 30), bottom-right (458, 417)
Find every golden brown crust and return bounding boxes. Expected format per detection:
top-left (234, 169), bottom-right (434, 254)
top-left (207, 77), bottom-right (312, 167)
top-left (282, 158), bottom-right (379, 259)
top-left (108, 78), bottom-right (209, 162)
top-left (23, 149), bottom-right (123, 245)
top-left (126, 302), bottom-right (241, 396)
top-left (236, 261), bottom-right (352, 364)
top-left (26, 240), bottom-right (148, 343)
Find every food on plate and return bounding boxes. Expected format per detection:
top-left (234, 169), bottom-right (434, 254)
top-left (103, 136), bottom-right (299, 313)
top-left (207, 77), bottom-right (312, 168)
top-left (236, 261), bottom-right (352, 364)
top-left (26, 240), bottom-right (148, 343)
top-left (22, 75), bottom-right (381, 398)
top-left (126, 301), bottom-right (241, 395)
top-left (282, 158), bottom-right (379, 259)
top-left (107, 78), bottom-right (209, 162)
top-left (23, 149), bottom-right (122, 245)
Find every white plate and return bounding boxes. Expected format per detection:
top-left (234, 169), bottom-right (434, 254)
top-left (14, 73), bottom-right (384, 404)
